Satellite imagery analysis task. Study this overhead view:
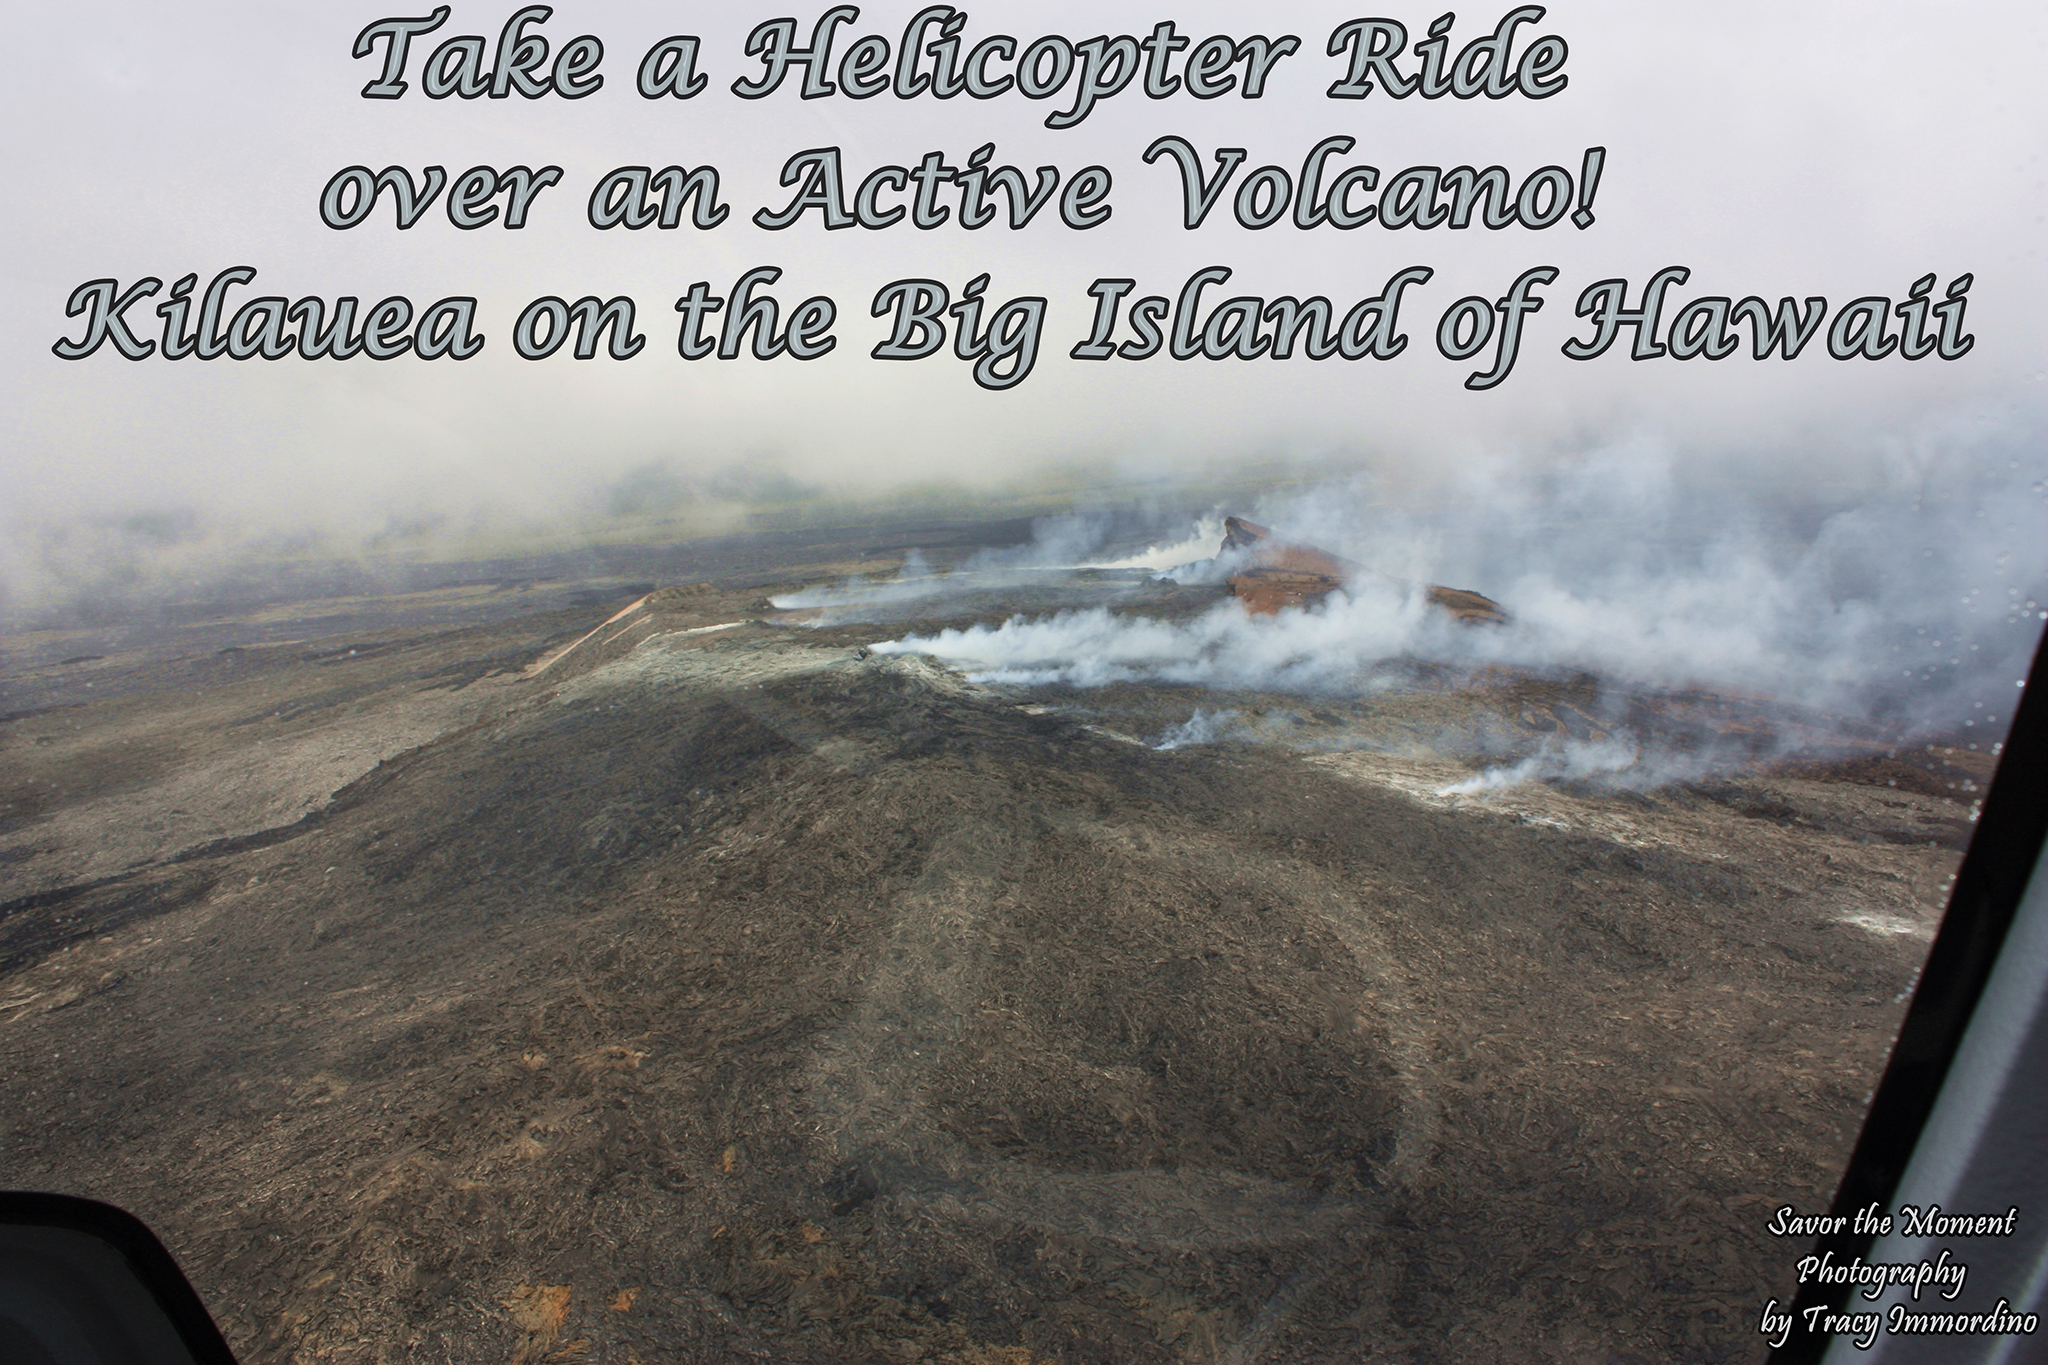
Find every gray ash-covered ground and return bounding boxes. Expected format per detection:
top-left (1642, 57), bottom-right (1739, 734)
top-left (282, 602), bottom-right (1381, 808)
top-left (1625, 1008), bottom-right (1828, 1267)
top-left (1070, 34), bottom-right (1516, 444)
top-left (0, 528), bottom-right (2000, 1363)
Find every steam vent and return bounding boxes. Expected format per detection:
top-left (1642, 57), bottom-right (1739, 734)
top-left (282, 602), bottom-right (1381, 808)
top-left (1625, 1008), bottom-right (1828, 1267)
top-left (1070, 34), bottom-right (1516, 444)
top-left (1221, 516), bottom-right (1509, 623)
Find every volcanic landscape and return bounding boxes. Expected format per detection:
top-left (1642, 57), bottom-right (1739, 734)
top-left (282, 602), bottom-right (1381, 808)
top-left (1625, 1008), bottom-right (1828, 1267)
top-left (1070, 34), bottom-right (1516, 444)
top-left (0, 514), bottom-right (1992, 1364)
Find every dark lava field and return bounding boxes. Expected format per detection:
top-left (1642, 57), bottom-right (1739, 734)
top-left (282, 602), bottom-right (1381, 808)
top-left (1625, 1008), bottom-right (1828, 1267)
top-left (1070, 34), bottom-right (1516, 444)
top-left (0, 525), bottom-right (1990, 1364)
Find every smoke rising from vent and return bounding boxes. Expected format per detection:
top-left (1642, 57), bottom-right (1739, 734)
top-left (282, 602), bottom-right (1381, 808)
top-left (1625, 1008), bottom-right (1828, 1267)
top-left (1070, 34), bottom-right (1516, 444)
top-left (1439, 737), bottom-right (1649, 795)
top-left (871, 431), bottom-right (2048, 735)
top-left (1151, 709), bottom-right (1243, 751)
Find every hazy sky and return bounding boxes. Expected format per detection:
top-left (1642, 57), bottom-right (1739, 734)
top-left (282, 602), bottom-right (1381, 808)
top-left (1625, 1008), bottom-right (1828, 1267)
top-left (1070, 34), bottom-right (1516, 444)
top-left (5, 1), bottom-right (2046, 593)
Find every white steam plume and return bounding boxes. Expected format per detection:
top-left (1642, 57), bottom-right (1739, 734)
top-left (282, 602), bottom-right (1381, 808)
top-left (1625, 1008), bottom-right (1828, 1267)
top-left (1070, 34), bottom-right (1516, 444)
top-left (1151, 708), bottom-right (1242, 750)
top-left (1085, 516), bottom-right (1230, 573)
top-left (1436, 736), bottom-right (1697, 795)
top-left (768, 509), bottom-right (1205, 620)
top-left (876, 429), bottom-right (2048, 732)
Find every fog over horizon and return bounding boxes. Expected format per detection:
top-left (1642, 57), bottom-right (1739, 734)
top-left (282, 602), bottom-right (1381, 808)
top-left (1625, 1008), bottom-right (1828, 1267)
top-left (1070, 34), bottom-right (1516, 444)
top-left (5, 1), bottom-right (2046, 646)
